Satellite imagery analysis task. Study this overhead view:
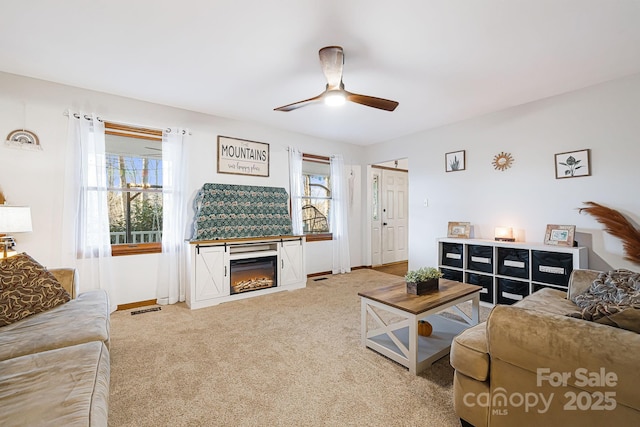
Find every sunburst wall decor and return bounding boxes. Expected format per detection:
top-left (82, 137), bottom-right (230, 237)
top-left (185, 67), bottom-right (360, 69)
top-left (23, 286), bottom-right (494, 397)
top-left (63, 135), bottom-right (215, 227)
top-left (492, 152), bottom-right (513, 171)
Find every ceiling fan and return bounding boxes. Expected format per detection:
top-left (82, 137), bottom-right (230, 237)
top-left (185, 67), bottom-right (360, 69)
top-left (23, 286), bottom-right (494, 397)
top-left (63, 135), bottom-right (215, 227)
top-left (274, 46), bottom-right (399, 112)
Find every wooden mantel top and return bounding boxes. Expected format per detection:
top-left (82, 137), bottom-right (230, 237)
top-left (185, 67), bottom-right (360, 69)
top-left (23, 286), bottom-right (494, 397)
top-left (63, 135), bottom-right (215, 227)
top-left (358, 279), bottom-right (482, 315)
top-left (188, 235), bottom-right (304, 245)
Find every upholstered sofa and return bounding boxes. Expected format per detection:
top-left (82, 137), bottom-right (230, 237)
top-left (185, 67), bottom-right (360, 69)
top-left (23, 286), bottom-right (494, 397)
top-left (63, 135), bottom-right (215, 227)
top-left (450, 269), bottom-right (640, 427)
top-left (0, 260), bottom-right (110, 426)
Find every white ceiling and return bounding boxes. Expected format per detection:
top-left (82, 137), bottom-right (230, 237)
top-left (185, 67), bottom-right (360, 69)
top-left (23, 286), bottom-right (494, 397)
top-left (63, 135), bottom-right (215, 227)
top-left (2, 1), bottom-right (640, 146)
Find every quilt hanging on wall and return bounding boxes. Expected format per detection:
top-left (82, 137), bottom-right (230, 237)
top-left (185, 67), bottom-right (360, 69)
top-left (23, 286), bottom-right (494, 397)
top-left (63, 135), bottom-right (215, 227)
top-left (191, 183), bottom-right (293, 240)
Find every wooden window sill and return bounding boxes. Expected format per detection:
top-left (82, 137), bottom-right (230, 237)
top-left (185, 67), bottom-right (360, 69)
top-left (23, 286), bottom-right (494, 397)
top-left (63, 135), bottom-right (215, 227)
top-left (112, 242), bottom-right (162, 256)
top-left (304, 233), bottom-right (333, 242)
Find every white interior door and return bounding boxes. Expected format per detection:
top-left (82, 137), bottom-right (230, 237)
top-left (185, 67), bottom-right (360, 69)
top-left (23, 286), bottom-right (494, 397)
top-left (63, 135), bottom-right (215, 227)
top-left (381, 169), bottom-right (408, 264)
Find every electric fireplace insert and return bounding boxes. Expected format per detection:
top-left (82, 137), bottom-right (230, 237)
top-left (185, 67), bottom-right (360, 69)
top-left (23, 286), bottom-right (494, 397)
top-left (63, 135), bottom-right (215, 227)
top-left (229, 255), bottom-right (277, 294)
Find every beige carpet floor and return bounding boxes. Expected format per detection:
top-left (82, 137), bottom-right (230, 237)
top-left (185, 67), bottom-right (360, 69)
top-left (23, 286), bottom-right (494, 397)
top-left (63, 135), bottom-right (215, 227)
top-left (109, 269), bottom-right (489, 427)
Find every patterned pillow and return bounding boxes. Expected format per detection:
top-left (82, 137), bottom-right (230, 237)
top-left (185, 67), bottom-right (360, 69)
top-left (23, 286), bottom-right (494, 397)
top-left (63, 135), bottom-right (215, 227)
top-left (0, 253), bottom-right (71, 327)
top-left (567, 269), bottom-right (640, 333)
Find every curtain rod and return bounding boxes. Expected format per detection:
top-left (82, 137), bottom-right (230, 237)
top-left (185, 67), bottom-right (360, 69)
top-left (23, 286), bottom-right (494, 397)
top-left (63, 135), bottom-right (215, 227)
top-left (62, 110), bottom-right (191, 135)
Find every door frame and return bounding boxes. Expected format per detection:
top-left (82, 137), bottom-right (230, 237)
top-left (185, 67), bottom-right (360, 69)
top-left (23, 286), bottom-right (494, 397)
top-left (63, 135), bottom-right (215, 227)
top-left (367, 160), bottom-right (409, 267)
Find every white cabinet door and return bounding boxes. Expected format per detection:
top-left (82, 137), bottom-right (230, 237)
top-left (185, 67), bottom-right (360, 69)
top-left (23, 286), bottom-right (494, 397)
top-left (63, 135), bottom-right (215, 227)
top-left (280, 240), bottom-right (304, 287)
top-left (194, 246), bottom-right (229, 300)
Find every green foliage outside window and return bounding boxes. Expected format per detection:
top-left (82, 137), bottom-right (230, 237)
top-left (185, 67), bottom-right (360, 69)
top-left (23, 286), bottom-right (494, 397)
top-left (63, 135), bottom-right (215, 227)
top-left (105, 136), bottom-right (163, 244)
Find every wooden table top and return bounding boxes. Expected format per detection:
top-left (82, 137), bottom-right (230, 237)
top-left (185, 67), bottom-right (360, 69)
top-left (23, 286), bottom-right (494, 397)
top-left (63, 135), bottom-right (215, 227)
top-left (358, 279), bottom-right (482, 315)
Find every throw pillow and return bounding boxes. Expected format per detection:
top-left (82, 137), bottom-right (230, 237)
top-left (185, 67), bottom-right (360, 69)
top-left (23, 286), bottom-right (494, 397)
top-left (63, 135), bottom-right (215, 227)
top-left (0, 253), bottom-right (71, 327)
top-left (567, 269), bottom-right (640, 333)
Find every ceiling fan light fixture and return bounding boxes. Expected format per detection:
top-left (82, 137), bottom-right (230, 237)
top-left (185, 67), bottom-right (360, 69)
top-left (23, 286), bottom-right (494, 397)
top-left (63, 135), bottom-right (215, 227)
top-left (324, 91), bottom-right (346, 107)
top-left (273, 46), bottom-right (398, 112)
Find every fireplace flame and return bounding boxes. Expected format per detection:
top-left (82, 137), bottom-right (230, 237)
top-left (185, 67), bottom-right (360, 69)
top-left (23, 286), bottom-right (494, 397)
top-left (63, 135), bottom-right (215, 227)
top-left (232, 277), bottom-right (275, 294)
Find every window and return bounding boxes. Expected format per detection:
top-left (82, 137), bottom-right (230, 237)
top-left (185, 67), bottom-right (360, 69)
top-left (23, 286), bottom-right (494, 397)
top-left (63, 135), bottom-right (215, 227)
top-left (301, 154), bottom-right (332, 241)
top-left (104, 123), bottom-right (163, 256)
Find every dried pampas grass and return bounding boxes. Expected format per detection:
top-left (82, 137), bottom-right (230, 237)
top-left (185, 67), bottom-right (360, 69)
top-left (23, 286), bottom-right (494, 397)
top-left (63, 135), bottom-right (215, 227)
top-left (579, 201), bottom-right (640, 265)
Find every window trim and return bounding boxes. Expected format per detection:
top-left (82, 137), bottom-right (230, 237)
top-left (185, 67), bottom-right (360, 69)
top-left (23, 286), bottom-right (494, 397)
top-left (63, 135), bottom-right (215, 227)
top-left (105, 122), bottom-right (162, 140)
top-left (305, 232), bottom-right (332, 242)
top-left (105, 122), bottom-right (163, 256)
top-left (302, 153), bottom-right (330, 164)
top-left (111, 242), bottom-right (162, 256)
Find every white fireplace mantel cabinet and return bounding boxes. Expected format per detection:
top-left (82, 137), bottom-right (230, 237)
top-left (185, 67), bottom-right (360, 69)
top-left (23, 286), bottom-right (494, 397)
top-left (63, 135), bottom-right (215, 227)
top-left (187, 236), bottom-right (306, 310)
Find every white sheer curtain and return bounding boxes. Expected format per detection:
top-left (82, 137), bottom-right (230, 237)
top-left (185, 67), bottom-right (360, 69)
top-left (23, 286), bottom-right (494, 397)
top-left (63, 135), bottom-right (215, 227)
top-left (156, 128), bottom-right (188, 305)
top-left (330, 154), bottom-right (351, 274)
top-left (288, 146), bottom-right (304, 235)
top-left (62, 112), bottom-right (116, 310)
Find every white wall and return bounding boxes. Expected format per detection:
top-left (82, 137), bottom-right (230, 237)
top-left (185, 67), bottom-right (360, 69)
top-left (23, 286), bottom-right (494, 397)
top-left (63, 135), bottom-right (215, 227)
top-left (0, 72), bottom-right (365, 304)
top-left (4, 70), bottom-right (638, 305)
top-left (365, 73), bottom-right (640, 273)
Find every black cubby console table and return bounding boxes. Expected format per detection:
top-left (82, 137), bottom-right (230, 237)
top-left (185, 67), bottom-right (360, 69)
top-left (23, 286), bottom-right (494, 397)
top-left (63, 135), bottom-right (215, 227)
top-left (437, 238), bottom-right (588, 306)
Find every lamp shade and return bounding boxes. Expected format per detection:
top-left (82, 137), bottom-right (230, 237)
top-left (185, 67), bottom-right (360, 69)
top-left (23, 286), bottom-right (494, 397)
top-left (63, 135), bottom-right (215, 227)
top-left (0, 206), bottom-right (33, 233)
top-left (494, 226), bottom-right (514, 242)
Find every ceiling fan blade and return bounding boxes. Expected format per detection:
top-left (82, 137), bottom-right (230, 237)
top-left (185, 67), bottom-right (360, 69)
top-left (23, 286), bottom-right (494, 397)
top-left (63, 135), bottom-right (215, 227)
top-left (346, 92), bottom-right (399, 112)
top-left (318, 46), bottom-right (344, 89)
top-left (274, 93), bottom-right (324, 112)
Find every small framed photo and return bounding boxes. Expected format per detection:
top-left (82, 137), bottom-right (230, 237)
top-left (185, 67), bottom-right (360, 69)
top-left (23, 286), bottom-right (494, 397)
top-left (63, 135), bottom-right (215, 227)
top-left (544, 224), bottom-right (576, 247)
top-left (555, 149), bottom-right (590, 179)
top-left (447, 221), bottom-right (471, 238)
top-left (445, 150), bottom-right (466, 172)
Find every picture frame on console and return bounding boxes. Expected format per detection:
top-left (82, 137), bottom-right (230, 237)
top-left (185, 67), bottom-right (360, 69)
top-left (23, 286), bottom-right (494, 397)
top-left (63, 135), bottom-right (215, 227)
top-left (447, 221), bottom-right (470, 238)
top-left (544, 224), bottom-right (576, 247)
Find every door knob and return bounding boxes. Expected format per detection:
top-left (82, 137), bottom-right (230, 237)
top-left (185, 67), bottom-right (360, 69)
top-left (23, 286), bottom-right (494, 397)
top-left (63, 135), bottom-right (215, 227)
top-left (383, 222), bottom-right (388, 226)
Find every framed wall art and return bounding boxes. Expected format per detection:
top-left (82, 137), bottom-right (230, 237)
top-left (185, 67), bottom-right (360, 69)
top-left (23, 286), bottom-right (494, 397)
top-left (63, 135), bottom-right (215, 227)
top-left (555, 149), bottom-right (590, 179)
top-left (544, 224), bottom-right (576, 247)
top-left (445, 150), bottom-right (465, 172)
top-left (217, 135), bottom-right (270, 177)
top-left (447, 221), bottom-right (471, 238)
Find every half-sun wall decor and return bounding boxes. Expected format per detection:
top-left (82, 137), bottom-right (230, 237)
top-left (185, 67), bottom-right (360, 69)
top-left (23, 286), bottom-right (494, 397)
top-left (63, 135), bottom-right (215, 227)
top-left (579, 201), bottom-right (640, 265)
top-left (5, 129), bottom-right (42, 151)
